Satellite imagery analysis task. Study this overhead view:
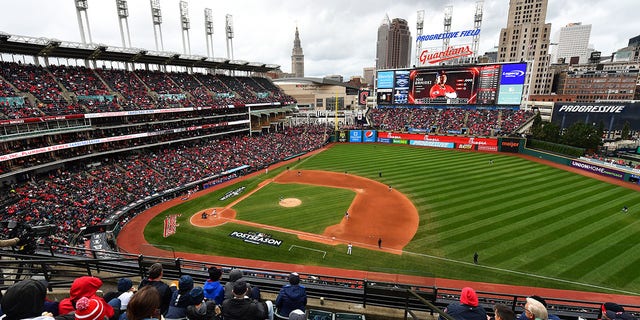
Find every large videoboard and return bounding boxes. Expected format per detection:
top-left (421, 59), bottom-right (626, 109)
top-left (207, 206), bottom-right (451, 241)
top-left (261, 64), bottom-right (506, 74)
top-left (376, 62), bottom-right (527, 105)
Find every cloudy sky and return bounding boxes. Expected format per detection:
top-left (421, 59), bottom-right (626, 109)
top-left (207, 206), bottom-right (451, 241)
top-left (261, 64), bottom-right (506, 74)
top-left (0, 0), bottom-right (638, 78)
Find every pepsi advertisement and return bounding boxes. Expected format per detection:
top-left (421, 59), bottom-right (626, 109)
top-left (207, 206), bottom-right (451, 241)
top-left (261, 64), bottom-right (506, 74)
top-left (376, 62), bottom-right (527, 106)
top-left (363, 130), bottom-right (377, 142)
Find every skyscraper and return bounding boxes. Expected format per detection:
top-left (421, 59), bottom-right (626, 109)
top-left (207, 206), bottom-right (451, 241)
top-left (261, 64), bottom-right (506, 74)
top-left (553, 22), bottom-right (592, 64)
top-left (291, 26), bottom-right (304, 77)
top-left (376, 15), bottom-right (412, 70)
top-left (498, 0), bottom-right (552, 96)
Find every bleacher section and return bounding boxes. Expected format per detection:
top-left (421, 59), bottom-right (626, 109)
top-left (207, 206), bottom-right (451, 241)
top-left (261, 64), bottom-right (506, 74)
top-left (368, 107), bottom-right (534, 136)
top-left (0, 62), bottom-right (296, 119)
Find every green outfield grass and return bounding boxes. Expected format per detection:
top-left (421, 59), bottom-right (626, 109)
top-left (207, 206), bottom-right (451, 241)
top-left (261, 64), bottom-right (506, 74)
top-left (144, 144), bottom-right (640, 295)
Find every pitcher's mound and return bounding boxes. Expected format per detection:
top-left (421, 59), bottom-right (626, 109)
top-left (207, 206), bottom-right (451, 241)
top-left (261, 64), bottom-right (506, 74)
top-left (280, 198), bottom-right (302, 207)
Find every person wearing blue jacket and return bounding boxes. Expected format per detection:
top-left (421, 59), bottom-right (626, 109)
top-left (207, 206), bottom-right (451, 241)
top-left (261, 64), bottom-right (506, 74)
top-left (203, 266), bottom-right (225, 305)
top-left (275, 272), bottom-right (307, 318)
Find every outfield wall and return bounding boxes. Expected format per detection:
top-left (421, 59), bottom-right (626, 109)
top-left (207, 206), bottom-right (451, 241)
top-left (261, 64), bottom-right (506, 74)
top-left (336, 129), bottom-right (640, 185)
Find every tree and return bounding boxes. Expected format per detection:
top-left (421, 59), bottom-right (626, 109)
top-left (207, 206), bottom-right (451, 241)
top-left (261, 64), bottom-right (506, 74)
top-left (562, 122), bottom-right (601, 150)
top-left (539, 122), bottom-right (561, 143)
top-left (530, 112), bottom-right (543, 138)
top-left (621, 121), bottom-right (631, 140)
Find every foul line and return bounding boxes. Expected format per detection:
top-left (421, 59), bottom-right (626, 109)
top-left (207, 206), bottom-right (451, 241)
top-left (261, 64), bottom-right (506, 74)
top-left (401, 250), bottom-right (640, 296)
top-left (289, 245), bottom-right (327, 259)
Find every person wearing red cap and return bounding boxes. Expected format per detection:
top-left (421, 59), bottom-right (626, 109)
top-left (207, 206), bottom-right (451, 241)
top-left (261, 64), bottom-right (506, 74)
top-left (58, 276), bottom-right (116, 320)
top-left (439, 287), bottom-right (486, 320)
top-left (75, 297), bottom-right (109, 320)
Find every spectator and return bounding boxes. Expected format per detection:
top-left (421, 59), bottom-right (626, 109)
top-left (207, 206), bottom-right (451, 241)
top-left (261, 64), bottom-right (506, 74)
top-left (289, 309), bottom-right (306, 320)
top-left (165, 275), bottom-right (195, 320)
top-left (117, 278), bottom-right (136, 311)
top-left (126, 286), bottom-right (161, 320)
top-left (600, 302), bottom-right (635, 320)
top-left (522, 297), bottom-right (548, 320)
top-left (275, 272), bottom-right (307, 318)
top-left (493, 303), bottom-right (515, 320)
top-left (139, 263), bottom-right (172, 315)
top-left (517, 296), bottom-right (559, 320)
top-left (58, 276), bottom-right (117, 320)
top-left (1, 279), bottom-right (53, 320)
top-left (221, 280), bottom-right (266, 320)
top-left (203, 266), bottom-right (225, 305)
top-left (439, 286), bottom-right (486, 320)
top-left (186, 286), bottom-right (220, 320)
top-left (75, 297), bottom-right (110, 320)
top-left (103, 278), bottom-right (134, 311)
top-left (224, 269), bottom-right (259, 301)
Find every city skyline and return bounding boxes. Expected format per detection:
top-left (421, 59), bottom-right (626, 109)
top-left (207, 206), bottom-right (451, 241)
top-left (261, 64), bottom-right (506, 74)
top-left (0, 0), bottom-right (638, 79)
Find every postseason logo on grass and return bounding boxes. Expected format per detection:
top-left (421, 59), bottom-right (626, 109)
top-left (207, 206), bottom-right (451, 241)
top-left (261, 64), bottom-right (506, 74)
top-left (229, 231), bottom-right (283, 247)
top-left (219, 186), bottom-right (246, 201)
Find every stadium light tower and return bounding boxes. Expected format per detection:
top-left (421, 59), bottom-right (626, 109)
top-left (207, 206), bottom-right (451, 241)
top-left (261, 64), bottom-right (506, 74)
top-left (179, 0), bottom-right (191, 55)
top-left (225, 14), bottom-right (235, 60)
top-left (416, 10), bottom-right (425, 67)
top-left (149, 0), bottom-right (164, 51)
top-left (442, 5), bottom-right (453, 51)
top-left (115, 0), bottom-right (132, 48)
top-left (204, 8), bottom-right (214, 57)
top-left (472, 1), bottom-right (484, 58)
top-left (74, 0), bottom-right (93, 44)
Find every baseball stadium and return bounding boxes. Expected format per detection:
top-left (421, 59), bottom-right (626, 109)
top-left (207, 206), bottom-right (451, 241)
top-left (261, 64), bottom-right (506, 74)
top-left (1, 2), bottom-right (640, 320)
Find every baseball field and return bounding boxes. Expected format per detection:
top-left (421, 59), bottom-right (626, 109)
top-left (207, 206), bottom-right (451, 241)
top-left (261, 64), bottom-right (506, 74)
top-left (135, 143), bottom-right (640, 295)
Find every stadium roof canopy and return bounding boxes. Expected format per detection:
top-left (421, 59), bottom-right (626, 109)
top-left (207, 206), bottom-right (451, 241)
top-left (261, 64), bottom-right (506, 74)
top-left (0, 32), bottom-right (280, 73)
top-left (272, 77), bottom-right (359, 90)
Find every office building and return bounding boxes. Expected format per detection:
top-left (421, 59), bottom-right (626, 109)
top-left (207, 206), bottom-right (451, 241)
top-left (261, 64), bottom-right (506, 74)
top-left (497, 0), bottom-right (552, 96)
top-left (376, 15), bottom-right (412, 70)
top-left (553, 22), bottom-right (592, 64)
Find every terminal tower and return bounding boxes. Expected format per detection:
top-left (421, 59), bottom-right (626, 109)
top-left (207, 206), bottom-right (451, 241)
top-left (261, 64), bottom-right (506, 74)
top-left (291, 27), bottom-right (305, 77)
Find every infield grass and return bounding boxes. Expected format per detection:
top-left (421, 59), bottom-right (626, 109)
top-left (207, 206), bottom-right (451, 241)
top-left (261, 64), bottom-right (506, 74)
top-left (144, 143), bottom-right (640, 295)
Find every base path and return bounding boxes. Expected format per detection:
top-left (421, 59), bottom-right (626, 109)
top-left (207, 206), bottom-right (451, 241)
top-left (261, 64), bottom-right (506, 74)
top-left (274, 169), bottom-right (419, 252)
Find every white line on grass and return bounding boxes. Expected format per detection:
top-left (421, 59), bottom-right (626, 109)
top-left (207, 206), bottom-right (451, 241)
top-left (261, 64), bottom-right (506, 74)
top-left (402, 250), bottom-right (640, 296)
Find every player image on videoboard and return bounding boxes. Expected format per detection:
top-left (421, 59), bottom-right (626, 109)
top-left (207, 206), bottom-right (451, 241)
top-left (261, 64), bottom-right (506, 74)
top-left (408, 67), bottom-right (479, 105)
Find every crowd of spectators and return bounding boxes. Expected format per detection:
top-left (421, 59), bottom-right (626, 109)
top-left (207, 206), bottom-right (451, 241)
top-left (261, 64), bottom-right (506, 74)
top-left (135, 69), bottom-right (182, 95)
top-left (48, 65), bottom-right (110, 96)
top-left (0, 268), bottom-right (635, 320)
top-left (96, 68), bottom-right (155, 111)
top-left (0, 62), bottom-right (295, 119)
top-left (0, 124), bottom-right (330, 244)
top-left (0, 61), bottom-right (75, 116)
top-left (369, 107), bottom-right (533, 136)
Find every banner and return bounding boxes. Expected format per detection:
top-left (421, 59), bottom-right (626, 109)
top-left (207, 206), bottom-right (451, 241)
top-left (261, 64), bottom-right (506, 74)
top-left (570, 160), bottom-right (625, 180)
top-left (363, 130), bottom-right (377, 142)
top-left (337, 130), bottom-right (348, 142)
top-left (552, 102), bottom-right (640, 130)
top-left (163, 214), bottom-right (180, 238)
top-left (410, 140), bottom-right (454, 148)
top-left (358, 90), bottom-right (370, 106)
top-left (500, 138), bottom-right (521, 153)
top-left (349, 130), bottom-right (363, 143)
top-left (377, 132), bottom-right (498, 146)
